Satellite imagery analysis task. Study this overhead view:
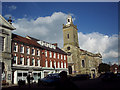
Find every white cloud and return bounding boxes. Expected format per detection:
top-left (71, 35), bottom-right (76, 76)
top-left (4, 14), bottom-right (12, 18)
top-left (8, 5), bottom-right (17, 11)
top-left (78, 32), bottom-right (118, 63)
top-left (13, 12), bottom-right (68, 47)
top-left (12, 12), bottom-right (118, 64)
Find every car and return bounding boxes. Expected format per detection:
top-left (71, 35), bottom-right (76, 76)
top-left (100, 72), bottom-right (115, 82)
top-left (72, 74), bottom-right (90, 81)
top-left (39, 73), bottom-right (60, 86)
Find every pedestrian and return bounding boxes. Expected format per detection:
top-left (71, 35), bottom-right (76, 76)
top-left (27, 74), bottom-right (31, 88)
top-left (55, 71), bottom-right (79, 89)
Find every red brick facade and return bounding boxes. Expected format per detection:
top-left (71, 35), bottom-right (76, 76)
top-left (12, 34), bottom-right (67, 69)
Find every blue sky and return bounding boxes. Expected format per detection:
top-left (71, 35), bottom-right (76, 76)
top-left (2, 2), bottom-right (119, 64)
top-left (2, 2), bottom-right (118, 35)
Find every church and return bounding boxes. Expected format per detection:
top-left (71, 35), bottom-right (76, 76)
top-left (62, 15), bottom-right (102, 78)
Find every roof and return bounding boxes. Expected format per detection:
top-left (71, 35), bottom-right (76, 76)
top-left (80, 48), bottom-right (102, 58)
top-left (12, 33), bottom-right (41, 48)
top-left (0, 15), bottom-right (16, 30)
top-left (26, 35), bottom-right (40, 41)
top-left (12, 33), bottom-right (67, 55)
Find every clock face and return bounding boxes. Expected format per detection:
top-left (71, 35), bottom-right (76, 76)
top-left (67, 46), bottom-right (70, 50)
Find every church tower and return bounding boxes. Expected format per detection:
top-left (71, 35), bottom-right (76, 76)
top-left (63, 15), bottom-right (79, 48)
top-left (62, 15), bottom-right (102, 76)
top-left (62, 15), bottom-right (80, 74)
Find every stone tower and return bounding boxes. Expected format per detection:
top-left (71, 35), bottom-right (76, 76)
top-left (62, 15), bottom-right (102, 76)
top-left (62, 15), bottom-right (80, 74)
top-left (63, 15), bottom-right (79, 48)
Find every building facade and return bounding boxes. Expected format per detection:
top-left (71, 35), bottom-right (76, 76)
top-left (11, 34), bottom-right (68, 84)
top-left (0, 15), bottom-right (15, 84)
top-left (62, 15), bottom-right (102, 78)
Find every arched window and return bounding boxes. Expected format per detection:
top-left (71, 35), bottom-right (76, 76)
top-left (82, 60), bottom-right (85, 68)
top-left (67, 34), bottom-right (69, 39)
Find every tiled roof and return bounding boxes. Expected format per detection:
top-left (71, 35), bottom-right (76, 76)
top-left (12, 33), bottom-right (41, 48)
top-left (12, 33), bottom-right (67, 55)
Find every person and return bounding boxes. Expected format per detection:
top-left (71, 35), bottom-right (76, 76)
top-left (27, 74), bottom-right (31, 88)
top-left (55, 71), bottom-right (79, 89)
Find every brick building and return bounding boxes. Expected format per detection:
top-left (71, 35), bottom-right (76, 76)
top-left (110, 64), bottom-right (120, 73)
top-left (11, 34), bottom-right (68, 84)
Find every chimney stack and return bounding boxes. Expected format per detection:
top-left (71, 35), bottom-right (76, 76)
top-left (52, 43), bottom-right (58, 47)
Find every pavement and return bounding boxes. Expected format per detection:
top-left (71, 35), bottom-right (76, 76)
top-left (1, 78), bottom-right (120, 90)
top-left (74, 78), bottom-right (120, 88)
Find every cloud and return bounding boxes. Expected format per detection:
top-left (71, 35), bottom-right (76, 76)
top-left (4, 14), bottom-right (12, 18)
top-left (78, 32), bottom-right (118, 63)
top-left (13, 12), bottom-right (68, 47)
top-left (8, 5), bottom-right (17, 11)
top-left (12, 12), bottom-right (118, 64)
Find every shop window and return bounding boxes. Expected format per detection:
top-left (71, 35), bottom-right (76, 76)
top-left (18, 73), bottom-right (22, 77)
top-left (23, 73), bottom-right (27, 77)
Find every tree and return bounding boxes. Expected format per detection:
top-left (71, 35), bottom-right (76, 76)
top-left (98, 63), bottom-right (110, 73)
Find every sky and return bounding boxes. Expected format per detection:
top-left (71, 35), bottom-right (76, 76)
top-left (2, 2), bottom-right (119, 64)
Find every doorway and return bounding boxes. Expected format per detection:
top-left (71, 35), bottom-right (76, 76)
top-left (68, 66), bottom-right (72, 74)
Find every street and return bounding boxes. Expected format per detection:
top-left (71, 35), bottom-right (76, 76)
top-left (2, 78), bottom-right (120, 90)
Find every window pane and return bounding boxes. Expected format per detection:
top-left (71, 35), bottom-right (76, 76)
top-left (26, 48), bottom-right (29, 54)
top-left (23, 73), bottom-right (27, 76)
top-left (13, 56), bottom-right (16, 64)
top-left (20, 57), bottom-right (23, 64)
top-left (32, 49), bottom-right (34, 55)
top-left (18, 73), bottom-right (22, 77)
top-left (20, 46), bottom-right (24, 53)
top-left (32, 59), bottom-right (34, 66)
